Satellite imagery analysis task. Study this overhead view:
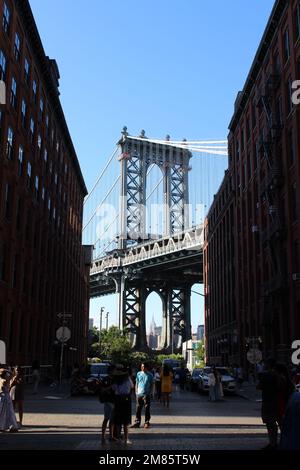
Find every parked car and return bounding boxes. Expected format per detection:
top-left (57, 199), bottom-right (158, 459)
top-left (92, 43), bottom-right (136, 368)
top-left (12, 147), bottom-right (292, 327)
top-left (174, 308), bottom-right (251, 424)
top-left (87, 362), bottom-right (111, 382)
top-left (198, 367), bottom-right (236, 394)
top-left (172, 367), bottom-right (191, 385)
top-left (186, 368), bottom-right (203, 391)
top-left (85, 362), bottom-right (112, 392)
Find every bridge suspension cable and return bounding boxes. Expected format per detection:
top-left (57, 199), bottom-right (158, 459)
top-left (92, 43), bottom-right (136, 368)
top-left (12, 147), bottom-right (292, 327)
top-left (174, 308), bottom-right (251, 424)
top-left (84, 146), bottom-right (118, 205)
top-left (82, 175), bottom-right (120, 232)
top-left (125, 135), bottom-right (228, 155)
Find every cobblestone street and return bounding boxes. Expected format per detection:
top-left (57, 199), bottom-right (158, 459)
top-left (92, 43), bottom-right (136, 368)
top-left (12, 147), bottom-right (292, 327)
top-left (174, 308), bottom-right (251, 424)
top-left (0, 384), bottom-right (267, 451)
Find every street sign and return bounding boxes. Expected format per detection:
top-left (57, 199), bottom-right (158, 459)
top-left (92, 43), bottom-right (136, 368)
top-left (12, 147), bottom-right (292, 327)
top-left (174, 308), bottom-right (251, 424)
top-left (247, 348), bottom-right (262, 364)
top-left (57, 313), bottom-right (72, 319)
top-left (56, 326), bottom-right (71, 343)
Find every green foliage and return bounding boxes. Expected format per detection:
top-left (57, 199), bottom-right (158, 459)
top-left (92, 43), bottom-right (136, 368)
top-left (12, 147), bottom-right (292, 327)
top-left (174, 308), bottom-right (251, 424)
top-left (129, 351), bottom-right (151, 369)
top-left (156, 353), bottom-right (184, 366)
top-left (100, 326), bottom-right (132, 365)
top-left (194, 341), bottom-right (205, 364)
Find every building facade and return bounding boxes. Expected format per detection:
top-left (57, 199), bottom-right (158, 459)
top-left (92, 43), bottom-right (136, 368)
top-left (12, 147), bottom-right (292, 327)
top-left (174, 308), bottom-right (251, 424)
top-left (204, 170), bottom-right (237, 365)
top-left (205, 0), bottom-right (300, 367)
top-left (0, 0), bottom-right (90, 368)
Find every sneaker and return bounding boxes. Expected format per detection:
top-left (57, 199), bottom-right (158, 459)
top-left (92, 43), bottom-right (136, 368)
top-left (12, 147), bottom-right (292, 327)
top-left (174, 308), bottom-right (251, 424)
top-left (125, 439), bottom-right (132, 445)
top-left (9, 426), bottom-right (18, 433)
top-left (130, 423), bottom-right (140, 428)
top-left (144, 423), bottom-right (150, 429)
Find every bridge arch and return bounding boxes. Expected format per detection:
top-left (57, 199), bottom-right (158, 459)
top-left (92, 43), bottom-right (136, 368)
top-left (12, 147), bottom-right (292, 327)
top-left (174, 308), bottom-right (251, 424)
top-left (145, 163), bottom-right (165, 239)
top-left (145, 289), bottom-right (166, 351)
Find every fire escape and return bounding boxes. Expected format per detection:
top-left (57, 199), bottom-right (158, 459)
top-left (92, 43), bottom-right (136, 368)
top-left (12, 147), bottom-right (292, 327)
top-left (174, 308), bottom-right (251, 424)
top-left (258, 71), bottom-right (287, 357)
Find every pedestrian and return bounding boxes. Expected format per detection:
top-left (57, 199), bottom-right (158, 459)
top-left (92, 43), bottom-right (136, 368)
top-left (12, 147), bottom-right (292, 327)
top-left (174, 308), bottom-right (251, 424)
top-left (154, 368), bottom-right (161, 401)
top-left (10, 366), bottom-right (25, 427)
top-left (0, 367), bottom-right (18, 432)
top-left (111, 365), bottom-right (134, 445)
top-left (279, 391), bottom-right (300, 450)
top-left (257, 357), bottom-right (281, 450)
top-left (177, 365), bottom-right (187, 392)
top-left (98, 364), bottom-right (116, 444)
top-left (131, 362), bottom-right (154, 429)
top-left (160, 364), bottom-right (173, 408)
top-left (31, 359), bottom-right (40, 394)
top-left (208, 369), bottom-right (216, 402)
top-left (274, 363), bottom-right (295, 429)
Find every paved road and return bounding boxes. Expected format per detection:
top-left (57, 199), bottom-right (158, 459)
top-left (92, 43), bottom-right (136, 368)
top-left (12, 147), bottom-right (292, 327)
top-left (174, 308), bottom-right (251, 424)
top-left (0, 385), bottom-right (267, 451)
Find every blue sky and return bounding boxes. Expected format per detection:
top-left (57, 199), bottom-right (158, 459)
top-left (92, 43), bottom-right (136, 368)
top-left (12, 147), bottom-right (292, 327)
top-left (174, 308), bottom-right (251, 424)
top-left (29, 0), bottom-right (275, 332)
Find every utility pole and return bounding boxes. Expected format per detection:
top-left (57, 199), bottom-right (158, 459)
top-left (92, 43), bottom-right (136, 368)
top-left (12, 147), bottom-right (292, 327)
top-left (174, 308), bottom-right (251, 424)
top-left (56, 312), bottom-right (72, 389)
top-left (105, 311), bottom-right (109, 330)
top-left (99, 307), bottom-right (104, 356)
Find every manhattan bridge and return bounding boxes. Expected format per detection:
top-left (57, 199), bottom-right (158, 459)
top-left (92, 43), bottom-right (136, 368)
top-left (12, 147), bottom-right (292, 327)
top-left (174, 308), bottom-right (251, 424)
top-left (83, 128), bottom-right (228, 353)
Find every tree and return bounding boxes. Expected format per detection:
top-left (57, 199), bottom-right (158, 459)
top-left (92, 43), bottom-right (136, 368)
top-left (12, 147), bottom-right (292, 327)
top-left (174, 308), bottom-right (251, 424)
top-left (100, 326), bottom-right (132, 365)
top-left (194, 341), bottom-right (205, 367)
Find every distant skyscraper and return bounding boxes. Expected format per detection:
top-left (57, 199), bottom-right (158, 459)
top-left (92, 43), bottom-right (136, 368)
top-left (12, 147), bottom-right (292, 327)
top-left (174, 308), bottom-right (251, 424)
top-left (89, 318), bottom-right (94, 330)
top-left (197, 325), bottom-right (204, 341)
top-left (149, 315), bottom-right (157, 335)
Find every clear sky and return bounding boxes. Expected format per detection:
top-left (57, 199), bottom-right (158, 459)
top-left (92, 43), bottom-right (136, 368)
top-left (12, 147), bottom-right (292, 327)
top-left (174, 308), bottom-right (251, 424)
top-left (29, 0), bottom-right (275, 332)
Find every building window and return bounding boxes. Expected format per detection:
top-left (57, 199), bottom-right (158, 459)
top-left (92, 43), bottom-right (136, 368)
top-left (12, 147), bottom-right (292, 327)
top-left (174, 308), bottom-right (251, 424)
top-left (0, 242), bottom-right (7, 281)
top-left (10, 77), bottom-right (17, 109)
top-left (12, 254), bottom-right (19, 288)
top-left (29, 118), bottom-right (35, 143)
top-left (0, 49), bottom-right (6, 81)
top-left (6, 126), bottom-right (13, 159)
top-left (291, 182), bottom-right (298, 222)
top-left (24, 57), bottom-right (30, 84)
top-left (275, 95), bottom-right (283, 126)
top-left (39, 97), bottom-right (44, 121)
top-left (27, 162), bottom-right (31, 188)
top-left (21, 99), bottom-right (26, 127)
top-left (14, 32), bottom-right (21, 62)
top-left (288, 129), bottom-right (295, 166)
top-left (32, 79), bottom-right (37, 103)
top-left (4, 183), bottom-right (12, 219)
top-left (18, 145), bottom-right (23, 176)
top-left (283, 28), bottom-right (290, 62)
top-left (273, 51), bottom-right (281, 74)
top-left (286, 76), bottom-right (293, 115)
top-left (37, 134), bottom-right (42, 156)
top-left (295, 2), bottom-right (300, 42)
top-left (35, 176), bottom-right (39, 200)
top-left (2, 2), bottom-right (10, 34)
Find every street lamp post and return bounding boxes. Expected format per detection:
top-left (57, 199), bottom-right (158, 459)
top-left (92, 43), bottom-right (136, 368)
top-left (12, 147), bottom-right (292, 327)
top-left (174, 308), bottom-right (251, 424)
top-left (99, 307), bottom-right (104, 356)
top-left (105, 311), bottom-right (109, 331)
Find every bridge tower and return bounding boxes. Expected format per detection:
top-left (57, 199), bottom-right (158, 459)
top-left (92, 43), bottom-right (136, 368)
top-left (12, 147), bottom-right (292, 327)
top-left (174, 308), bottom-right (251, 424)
top-left (115, 128), bottom-right (193, 353)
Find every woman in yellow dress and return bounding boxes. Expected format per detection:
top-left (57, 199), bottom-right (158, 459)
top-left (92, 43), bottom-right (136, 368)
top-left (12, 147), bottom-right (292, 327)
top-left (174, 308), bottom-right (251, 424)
top-left (160, 365), bottom-right (173, 408)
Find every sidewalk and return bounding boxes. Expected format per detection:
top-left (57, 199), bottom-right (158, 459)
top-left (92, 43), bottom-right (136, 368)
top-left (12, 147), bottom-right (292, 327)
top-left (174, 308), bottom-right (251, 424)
top-left (236, 381), bottom-right (262, 402)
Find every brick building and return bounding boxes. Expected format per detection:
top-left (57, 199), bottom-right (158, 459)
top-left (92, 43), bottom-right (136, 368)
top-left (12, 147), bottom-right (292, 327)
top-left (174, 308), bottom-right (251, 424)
top-left (0, 0), bottom-right (90, 368)
top-left (205, 0), bottom-right (300, 366)
top-left (204, 170), bottom-right (237, 365)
